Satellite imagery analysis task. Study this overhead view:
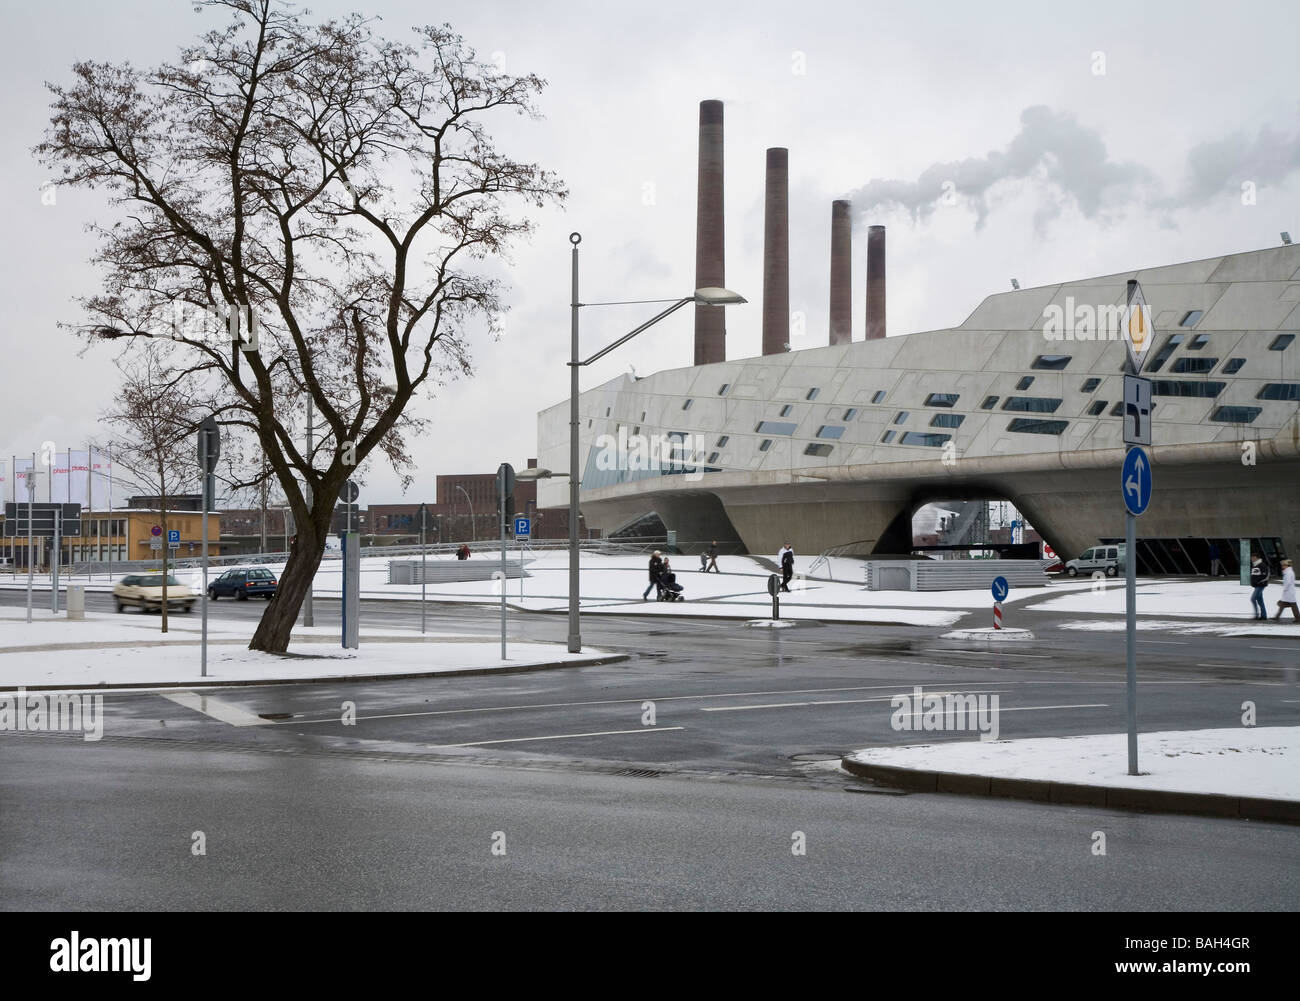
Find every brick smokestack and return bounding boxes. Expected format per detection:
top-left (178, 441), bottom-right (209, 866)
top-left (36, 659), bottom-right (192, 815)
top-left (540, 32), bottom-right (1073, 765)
top-left (866, 224), bottom-right (886, 341)
top-left (829, 200), bottom-right (852, 345)
top-left (694, 100), bottom-right (726, 365)
top-left (761, 147), bottom-right (789, 357)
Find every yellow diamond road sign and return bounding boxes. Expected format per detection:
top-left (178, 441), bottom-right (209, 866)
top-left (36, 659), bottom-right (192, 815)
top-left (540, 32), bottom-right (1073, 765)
top-left (1122, 280), bottom-right (1154, 370)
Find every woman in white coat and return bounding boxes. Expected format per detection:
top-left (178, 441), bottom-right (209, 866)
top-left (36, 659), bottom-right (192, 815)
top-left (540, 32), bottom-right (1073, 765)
top-left (1274, 559), bottom-right (1298, 622)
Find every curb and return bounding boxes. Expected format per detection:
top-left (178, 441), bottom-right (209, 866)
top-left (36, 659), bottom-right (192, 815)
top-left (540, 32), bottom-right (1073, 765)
top-left (0, 653), bottom-right (632, 693)
top-left (840, 756), bottom-right (1300, 825)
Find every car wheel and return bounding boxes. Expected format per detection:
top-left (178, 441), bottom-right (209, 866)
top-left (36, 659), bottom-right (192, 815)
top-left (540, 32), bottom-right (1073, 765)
top-left (1066, 566), bottom-right (1078, 577)
top-left (237, 589), bottom-right (248, 601)
top-left (1106, 565), bottom-right (1119, 578)
top-left (115, 599), bottom-right (124, 613)
top-left (208, 588), bottom-right (218, 600)
top-left (183, 603), bottom-right (194, 613)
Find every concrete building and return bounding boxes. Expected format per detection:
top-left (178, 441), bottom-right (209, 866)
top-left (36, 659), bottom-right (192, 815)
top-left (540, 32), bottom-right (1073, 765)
top-left (538, 243), bottom-right (1300, 572)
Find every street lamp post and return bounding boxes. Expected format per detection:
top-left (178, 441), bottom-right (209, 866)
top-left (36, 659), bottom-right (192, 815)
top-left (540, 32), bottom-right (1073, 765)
top-left (455, 485), bottom-right (475, 544)
top-left (554, 232), bottom-right (745, 653)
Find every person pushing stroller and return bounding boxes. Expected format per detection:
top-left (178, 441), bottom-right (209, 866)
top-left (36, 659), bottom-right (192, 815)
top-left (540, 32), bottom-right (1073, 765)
top-left (657, 557), bottom-right (685, 601)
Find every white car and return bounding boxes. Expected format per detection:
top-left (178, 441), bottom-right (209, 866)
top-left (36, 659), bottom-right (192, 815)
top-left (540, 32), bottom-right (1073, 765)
top-left (113, 573), bottom-right (196, 613)
top-left (1065, 544), bottom-right (1125, 578)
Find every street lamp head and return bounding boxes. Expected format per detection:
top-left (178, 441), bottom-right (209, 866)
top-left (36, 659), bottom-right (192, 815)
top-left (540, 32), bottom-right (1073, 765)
top-left (694, 287), bottom-right (747, 306)
top-left (515, 467), bottom-right (571, 482)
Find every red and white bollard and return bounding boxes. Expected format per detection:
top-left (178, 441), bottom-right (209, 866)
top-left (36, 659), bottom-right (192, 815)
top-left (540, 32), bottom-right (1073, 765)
top-left (993, 601), bottom-right (1003, 630)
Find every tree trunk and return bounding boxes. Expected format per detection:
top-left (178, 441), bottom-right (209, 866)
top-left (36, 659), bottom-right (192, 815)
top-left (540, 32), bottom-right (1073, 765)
top-left (249, 510), bottom-right (326, 652)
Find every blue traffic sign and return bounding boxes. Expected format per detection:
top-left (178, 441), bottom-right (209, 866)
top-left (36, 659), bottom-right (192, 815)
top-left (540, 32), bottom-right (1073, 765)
top-left (514, 517), bottom-right (531, 537)
top-left (1122, 446), bottom-right (1153, 516)
top-left (167, 530), bottom-right (180, 543)
top-left (991, 576), bottom-right (1009, 602)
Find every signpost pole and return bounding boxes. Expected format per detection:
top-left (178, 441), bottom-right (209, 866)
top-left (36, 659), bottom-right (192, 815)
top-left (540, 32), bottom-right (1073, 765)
top-left (51, 507), bottom-right (60, 614)
top-left (499, 482), bottom-right (507, 660)
top-left (1126, 508), bottom-right (1138, 775)
top-left (26, 453), bottom-right (35, 624)
top-left (420, 503), bottom-right (427, 636)
top-left (201, 434), bottom-right (209, 679)
top-left (304, 394), bottom-right (314, 627)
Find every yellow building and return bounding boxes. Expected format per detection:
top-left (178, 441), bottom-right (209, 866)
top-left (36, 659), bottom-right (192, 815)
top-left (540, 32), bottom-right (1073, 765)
top-left (1, 509), bottom-right (221, 569)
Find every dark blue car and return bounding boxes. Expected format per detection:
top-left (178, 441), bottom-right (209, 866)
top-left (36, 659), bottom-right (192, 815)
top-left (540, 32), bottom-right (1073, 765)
top-left (208, 567), bottom-right (278, 600)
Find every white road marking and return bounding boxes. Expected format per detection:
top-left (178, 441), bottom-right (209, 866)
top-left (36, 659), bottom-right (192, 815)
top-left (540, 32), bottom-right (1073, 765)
top-left (706, 699), bottom-right (1107, 715)
top-left (429, 726), bottom-right (685, 748)
top-left (275, 683), bottom-right (964, 725)
top-left (701, 691), bottom-right (1009, 713)
top-left (1136, 639), bottom-right (1187, 645)
top-left (891, 703), bottom-right (1108, 718)
top-left (1196, 663), bottom-right (1296, 672)
top-left (1250, 645), bottom-right (1300, 652)
top-left (920, 648), bottom-right (1052, 659)
top-left (161, 691), bottom-right (274, 727)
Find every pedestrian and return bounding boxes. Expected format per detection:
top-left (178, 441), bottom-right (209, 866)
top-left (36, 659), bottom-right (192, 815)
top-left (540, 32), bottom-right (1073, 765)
top-left (707, 540), bottom-right (720, 573)
top-left (1249, 552), bottom-right (1269, 619)
top-left (1207, 542), bottom-right (1222, 577)
top-left (643, 550), bottom-right (664, 601)
top-left (699, 551), bottom-right (708, 572)
top-left (779, 542), bottom-right (794, 592)
top-left (1273, 558), bottom-right (1299, 622)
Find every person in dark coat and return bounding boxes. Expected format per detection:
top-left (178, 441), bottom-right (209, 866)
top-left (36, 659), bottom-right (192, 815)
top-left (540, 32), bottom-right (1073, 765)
top-left (707, 541), bottom-right (720, 573)
top-left (643, 550), bottom-right (664, 600)
top-left (779, 543), bottom-right (795, 592)
top-left (1249, 552), bottom-right (1269, 619)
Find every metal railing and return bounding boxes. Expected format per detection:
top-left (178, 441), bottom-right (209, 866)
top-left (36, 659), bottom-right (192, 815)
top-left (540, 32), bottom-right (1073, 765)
top-left (64, 535), bottom-right (670, 578)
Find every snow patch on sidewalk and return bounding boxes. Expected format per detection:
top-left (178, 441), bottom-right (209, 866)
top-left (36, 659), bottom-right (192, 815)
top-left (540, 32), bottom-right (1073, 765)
top-left (847, 727), bottom-right (1300, 801)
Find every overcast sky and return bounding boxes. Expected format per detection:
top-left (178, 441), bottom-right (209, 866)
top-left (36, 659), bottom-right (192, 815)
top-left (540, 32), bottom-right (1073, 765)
top-left (3, 0), bottom-right (1298, 506)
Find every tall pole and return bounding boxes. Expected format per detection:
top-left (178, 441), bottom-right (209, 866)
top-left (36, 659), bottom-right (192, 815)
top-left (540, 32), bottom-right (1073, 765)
top-left (304, 394), bottom-right (314, 627)
top-left (200, 433), bottom-right (209, 678)
top-left (499, 479), bottom-right (507, 659)
top-left (568, 233), bottom-right (582, 653)
top-left (51, 507), bottom-right (60, 614)
top-left (420, 504), bottom-right (427, 636)
top-left (456, 485), bottom-right (475, 543)
top-left (26, 452), bottom-right (35, 624)
top-left (107, 447), bottom-right (114, 583)
top-left (1126, 508), bottom-right (1137, 775)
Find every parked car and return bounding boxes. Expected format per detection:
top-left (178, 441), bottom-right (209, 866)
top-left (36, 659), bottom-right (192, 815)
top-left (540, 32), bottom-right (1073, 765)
top-left (114, 573), bottom-right (196, 613)
top-left (208, 567), bottom-right (278, 600)
top-left (1065, 544), bottom-right (1125, 577)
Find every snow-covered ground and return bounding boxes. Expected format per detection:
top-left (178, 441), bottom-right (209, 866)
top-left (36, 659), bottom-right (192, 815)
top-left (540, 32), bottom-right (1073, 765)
top-left (1035, 577), bottom-right (1295, 619)
top-left (1059, 617), bottom-right (1300, 638)
top-left (847, 727), bottom-right (1300, 801)
top-left (0, 607), bottom-right (613, 687)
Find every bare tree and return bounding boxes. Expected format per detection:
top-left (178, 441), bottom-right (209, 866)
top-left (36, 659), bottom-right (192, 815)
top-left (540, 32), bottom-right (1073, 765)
top-left (103, 347), bottom-right (205, 633)
top-left (37, 0), bottom-right (566, 651)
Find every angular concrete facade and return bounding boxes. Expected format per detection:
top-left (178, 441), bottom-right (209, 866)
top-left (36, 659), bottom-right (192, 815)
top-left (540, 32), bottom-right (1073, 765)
top-left (538, 245), bottom-right (1300, 559)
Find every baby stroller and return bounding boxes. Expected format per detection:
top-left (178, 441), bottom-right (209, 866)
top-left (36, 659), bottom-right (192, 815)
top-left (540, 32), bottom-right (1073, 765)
top-left (657, 569), bottom-right (685, 602)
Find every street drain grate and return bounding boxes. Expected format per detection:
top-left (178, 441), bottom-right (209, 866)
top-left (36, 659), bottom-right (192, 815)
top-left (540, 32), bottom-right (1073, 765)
top-left (613, 768), bottom-right (666, 778)
top-left (789, 752), bottom-right (842, 763)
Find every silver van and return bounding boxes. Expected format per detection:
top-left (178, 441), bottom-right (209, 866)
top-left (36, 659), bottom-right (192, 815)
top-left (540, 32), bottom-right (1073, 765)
top-left (1065, 544), bottom-right (1125, 577)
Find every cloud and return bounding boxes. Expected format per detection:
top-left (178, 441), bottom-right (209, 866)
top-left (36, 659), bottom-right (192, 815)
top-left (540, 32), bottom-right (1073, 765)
top-left (1177, 123), bottom-right (1300, 205)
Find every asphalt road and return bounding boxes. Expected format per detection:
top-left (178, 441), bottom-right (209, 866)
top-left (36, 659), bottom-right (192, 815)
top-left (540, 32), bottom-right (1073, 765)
top-left (1, 586), bottom-right (1296, 909)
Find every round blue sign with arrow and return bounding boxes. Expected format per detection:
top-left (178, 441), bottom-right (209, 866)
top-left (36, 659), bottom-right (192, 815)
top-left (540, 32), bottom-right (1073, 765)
top-left (1122, 446), bottom-right (1153, 516)
top-left (991, 575), bottom-right (1009, 601)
